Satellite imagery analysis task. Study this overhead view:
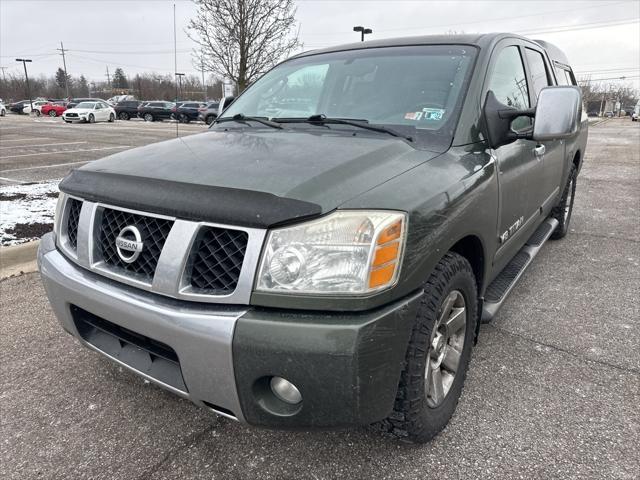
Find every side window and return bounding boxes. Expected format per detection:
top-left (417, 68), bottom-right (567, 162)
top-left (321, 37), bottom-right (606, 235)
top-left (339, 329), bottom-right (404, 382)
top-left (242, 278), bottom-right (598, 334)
top-left (525, 48), bottom-right (551, 102)
top-left (488, 46), bottom-right (531, 131)
top-left (555, 66), bottom-right (569, 86)
top-left (554, 65), bottom-right (577, 86)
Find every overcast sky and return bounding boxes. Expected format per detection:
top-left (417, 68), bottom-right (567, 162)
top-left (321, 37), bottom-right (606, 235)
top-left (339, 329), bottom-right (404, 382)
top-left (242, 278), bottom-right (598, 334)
top-left (1, 0), bottom-right (638, 89)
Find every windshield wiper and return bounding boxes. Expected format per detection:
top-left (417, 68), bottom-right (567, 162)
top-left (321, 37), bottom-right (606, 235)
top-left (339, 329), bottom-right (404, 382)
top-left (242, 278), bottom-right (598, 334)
top-left (215, 113), bottom-right (283, 130)
top-left (275, 114), bottom-right (413, 142)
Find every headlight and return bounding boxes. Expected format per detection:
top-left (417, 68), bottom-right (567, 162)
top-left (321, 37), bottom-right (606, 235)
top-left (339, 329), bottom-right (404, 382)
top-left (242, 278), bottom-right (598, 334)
top-left (256, 210), bottom-right (407, 295)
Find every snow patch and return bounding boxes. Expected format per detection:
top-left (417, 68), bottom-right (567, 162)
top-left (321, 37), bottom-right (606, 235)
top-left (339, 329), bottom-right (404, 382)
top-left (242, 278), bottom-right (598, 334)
top-left (0, 180), bottom-right (61, 246)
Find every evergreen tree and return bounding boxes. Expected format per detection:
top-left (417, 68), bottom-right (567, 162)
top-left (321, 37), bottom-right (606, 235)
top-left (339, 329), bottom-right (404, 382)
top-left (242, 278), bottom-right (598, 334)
top-left (55, 68), bottom-right (70, 91)
top-left (78, 75), bottom-right (90, 97)
top-left (112, 68), bottom-right (129, 89)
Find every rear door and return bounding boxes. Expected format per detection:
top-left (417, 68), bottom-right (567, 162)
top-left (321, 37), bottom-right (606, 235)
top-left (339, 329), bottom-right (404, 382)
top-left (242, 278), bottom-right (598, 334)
top-left (522, 44), bottom-right (565, 213)
top-left (485, 41), bottom-right (542, 269)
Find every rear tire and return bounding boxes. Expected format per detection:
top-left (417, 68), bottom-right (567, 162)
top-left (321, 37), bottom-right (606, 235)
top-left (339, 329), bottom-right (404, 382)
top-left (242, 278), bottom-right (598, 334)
top-left (119, 112), bottom-right (129, 120)
top-left (109, 113), bottom-right (115, 122)
top-left (550, 164), bottom-right (577, 240)
top-left (206, 115), bottom-right (216, 125)
top-left (375, 252), bottom-right (477, 443)
top-left (144, 113), bottom-right (154, 122)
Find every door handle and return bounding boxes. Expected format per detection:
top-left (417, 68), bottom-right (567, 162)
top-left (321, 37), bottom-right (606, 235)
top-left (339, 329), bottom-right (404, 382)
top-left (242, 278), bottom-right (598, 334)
top-left (533, 144), bottom-right (546, 158)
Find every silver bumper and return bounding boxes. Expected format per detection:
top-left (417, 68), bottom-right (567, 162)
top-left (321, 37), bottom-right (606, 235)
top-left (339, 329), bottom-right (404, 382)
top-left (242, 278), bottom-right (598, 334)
top-left (38, 233), bottom-right (247, 421)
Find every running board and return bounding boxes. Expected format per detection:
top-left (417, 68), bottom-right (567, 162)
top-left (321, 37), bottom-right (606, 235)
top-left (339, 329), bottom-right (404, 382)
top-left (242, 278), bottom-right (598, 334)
top-left (482, 217), bottom-right (559, 323)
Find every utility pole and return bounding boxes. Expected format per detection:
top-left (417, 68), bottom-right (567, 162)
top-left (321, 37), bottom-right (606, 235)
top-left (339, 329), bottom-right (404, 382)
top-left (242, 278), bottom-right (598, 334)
top-left (57, 41), bottom-right (70, 99)
top-left (15, 58), bottom-right (33, 112)
top-left (0, 66), bottom-right (7, 98)
top-left (105, 66), bottom-right (111, 89)
top-left (175, 73), bottom-right (185, 101)
top-left (173, 3), bottom-right (179, 138)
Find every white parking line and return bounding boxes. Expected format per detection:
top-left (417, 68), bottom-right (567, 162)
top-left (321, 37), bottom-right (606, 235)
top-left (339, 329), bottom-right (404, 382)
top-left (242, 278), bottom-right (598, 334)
top-left (0, 137), bottom-right (52, 143)
top-left (0, 145), bottom-right (129, 160)
top-left (0, 160), bottom-right (90, 173)
top-left (0, 141), bottom-right (87, 150)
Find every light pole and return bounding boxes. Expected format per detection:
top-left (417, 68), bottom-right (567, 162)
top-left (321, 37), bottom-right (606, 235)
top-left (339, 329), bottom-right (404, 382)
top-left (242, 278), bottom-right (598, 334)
top-left (15, 58), bottom-right (33, 112)
top-left (353, 26), bottom-right (372, 42)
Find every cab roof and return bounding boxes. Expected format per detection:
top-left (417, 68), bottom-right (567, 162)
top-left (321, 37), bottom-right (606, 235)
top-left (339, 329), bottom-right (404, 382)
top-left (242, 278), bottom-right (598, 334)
top-left (293, 33), bottom-right (539, 59)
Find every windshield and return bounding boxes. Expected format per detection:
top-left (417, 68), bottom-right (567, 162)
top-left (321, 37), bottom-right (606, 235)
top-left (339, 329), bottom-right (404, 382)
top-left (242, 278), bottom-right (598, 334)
top-left (75, 102), bottom-right (96, 109)
top-left (220, 45), bottom-right (476, 144)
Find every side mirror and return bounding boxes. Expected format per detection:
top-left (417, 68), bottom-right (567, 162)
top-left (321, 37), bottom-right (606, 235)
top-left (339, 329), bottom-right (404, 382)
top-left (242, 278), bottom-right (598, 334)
top-left (482, 90), bottom-right (534, 149)
top-left (533, 86), bottom-right (581, 141)
top-left (219, 95), bottom-right (235, 114)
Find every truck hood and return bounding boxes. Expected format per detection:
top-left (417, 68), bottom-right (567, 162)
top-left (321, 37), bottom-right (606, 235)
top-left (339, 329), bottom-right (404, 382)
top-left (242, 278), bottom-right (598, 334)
top-left (60, 129), bottom-right (446, 228)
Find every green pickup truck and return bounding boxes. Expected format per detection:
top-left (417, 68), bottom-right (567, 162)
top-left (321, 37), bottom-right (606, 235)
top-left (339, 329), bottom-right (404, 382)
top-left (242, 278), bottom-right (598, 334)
top-left (39, 33), bottom-right (587, 443)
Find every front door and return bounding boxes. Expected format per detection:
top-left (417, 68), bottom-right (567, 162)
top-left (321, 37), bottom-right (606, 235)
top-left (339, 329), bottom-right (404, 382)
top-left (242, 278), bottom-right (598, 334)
top-left (485, 43), bottom-right (542, 269)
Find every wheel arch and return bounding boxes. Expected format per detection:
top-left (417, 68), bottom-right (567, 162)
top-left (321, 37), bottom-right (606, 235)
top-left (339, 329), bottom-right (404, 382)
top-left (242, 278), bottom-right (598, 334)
top-left (448, 234), bottom-right (485, 294)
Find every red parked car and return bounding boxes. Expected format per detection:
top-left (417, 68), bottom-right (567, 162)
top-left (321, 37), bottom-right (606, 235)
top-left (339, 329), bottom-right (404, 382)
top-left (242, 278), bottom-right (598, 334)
top-left (40, 102), bottom-right (68, 117)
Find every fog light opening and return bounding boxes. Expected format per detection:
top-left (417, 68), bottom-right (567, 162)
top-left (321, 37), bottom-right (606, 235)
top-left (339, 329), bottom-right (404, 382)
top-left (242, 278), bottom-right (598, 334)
top-left (270, 376), bottom-right (302, 405)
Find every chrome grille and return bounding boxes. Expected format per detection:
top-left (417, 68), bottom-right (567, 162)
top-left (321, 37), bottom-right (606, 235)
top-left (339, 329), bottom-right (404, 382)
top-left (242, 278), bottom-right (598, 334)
top-left (97, 208), bottom-right (173, 282)
top-left (66, 198), bottom-right (82, 251)
top-left (186, 227), bottom-right (248, 294)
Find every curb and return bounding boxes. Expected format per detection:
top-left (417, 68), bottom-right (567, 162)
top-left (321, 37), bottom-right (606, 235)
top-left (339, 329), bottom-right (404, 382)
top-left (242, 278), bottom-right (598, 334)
top-left (0, 240), bottom-right (40, 279)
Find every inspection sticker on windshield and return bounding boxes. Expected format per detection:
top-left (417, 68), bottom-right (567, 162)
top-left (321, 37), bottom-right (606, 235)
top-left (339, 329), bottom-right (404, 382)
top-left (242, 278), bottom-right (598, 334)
top-left (422, 108), bottom-right (445, 121)
top-left (404, 111), bottom-right (423, 121)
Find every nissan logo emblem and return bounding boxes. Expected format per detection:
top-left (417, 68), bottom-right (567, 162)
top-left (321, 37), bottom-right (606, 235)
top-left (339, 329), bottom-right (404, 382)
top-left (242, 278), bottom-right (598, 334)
top-left (115, 225), bottom-right (144, 263)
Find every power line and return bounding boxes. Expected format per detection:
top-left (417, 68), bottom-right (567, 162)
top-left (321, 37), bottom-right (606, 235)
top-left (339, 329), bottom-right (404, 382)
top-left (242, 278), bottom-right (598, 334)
top-left (517, 18), bottom-right (638, 35)
top-left (301, 0), bottom-right (632, 36)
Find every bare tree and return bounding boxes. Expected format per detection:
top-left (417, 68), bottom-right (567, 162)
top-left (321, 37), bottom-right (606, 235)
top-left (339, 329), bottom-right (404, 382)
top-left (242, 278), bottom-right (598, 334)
top-left (188, 0), bottom-right (301, 93)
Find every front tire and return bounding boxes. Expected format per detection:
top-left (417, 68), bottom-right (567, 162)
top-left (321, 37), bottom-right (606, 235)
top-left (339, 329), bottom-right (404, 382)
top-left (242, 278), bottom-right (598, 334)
top-left (119, 112), bottom-right (129, 120)
top-left (550, 164), bottom-right (577, 240)
top-left (376, 252), bottom-right (477, 443)
top-left (206, 114), bottom-right (216, 125)
top-left (88, 114), bottom-right (95, 124)
top-left (109, 113), bottom-right (115, 122)
top-left (144, 113), bottom-right (154, 122)
top-left (48, 110), bottom-right (57, 117)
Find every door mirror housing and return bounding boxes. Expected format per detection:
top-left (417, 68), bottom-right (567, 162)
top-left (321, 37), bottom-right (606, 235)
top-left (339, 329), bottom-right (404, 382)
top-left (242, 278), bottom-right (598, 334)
top-left (482, 90), bottom-right (534, 149)
top-left (483, 86), bottom-right (582, 149)
top-left (532, 86), bottom-right (581, 141)
top-left (219, 95), bottom-right (235, 114)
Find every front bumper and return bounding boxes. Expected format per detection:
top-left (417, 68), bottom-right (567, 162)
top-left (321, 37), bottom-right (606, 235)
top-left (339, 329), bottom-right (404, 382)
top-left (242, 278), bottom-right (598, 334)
top-left (38, 233), bottom-right (420, 428)
top-left (62, 115), bottom-right (86, 122)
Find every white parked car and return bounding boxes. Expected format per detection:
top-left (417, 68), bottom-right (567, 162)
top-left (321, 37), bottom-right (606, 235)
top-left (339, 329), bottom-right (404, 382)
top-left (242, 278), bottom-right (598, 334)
top-left (0, 102), bottom-right (6, 116)
top-left (25, 100), bottom-right (51, 115)
top-left (62, 101), bottom-right (116, 123)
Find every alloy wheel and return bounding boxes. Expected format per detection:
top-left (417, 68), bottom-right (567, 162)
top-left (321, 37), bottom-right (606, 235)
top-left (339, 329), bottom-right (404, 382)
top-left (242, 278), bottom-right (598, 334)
top-left (425, 290), bottom-right (467, 408)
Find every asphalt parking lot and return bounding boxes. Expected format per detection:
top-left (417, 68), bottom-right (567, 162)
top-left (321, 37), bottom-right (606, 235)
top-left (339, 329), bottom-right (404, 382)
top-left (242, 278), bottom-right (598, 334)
top-left (0, 114), bottom-right (205, 185)
top-left (1, 118), bottom-right (639, 479)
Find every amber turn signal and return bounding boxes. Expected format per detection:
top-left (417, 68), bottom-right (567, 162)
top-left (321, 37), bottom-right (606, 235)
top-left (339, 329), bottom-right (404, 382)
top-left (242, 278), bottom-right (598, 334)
top-left (377, 219), bottom-right (402, 245)
top-left (373, 242), bottom-right (399, 267)
top-left (369, 262), bottom-right (396, 288)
